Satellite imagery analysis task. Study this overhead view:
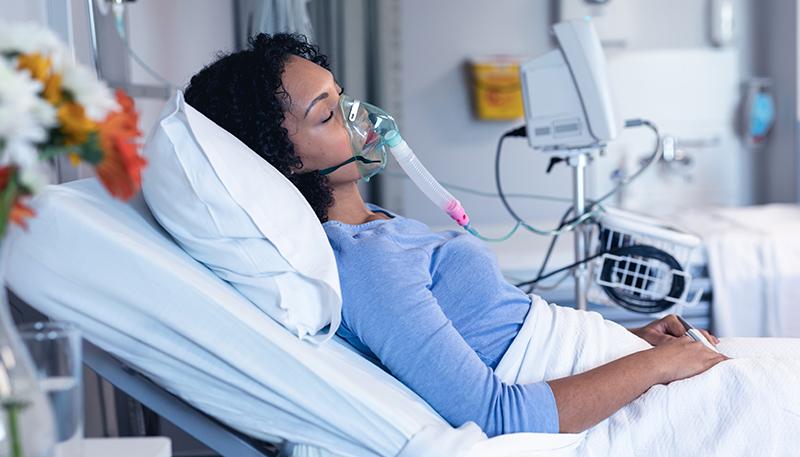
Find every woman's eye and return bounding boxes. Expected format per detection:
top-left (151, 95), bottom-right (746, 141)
top-left (322, 111), bottom-right (334, 123)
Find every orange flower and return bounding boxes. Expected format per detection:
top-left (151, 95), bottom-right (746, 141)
top-left (10, 197), bottom-right (35, 230)
top-left (58, 102), bottom-right (96, 146)
top-left (95, 90), bottom-right (146, 200)
top-left (0, 167), bottom-right (35, 231)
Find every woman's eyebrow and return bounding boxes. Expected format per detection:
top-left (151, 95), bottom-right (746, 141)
top-left (304, 92), bottom-right (329, 119)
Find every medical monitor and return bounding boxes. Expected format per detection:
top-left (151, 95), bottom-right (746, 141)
top-left (520, 18), bottom-right (618, 151)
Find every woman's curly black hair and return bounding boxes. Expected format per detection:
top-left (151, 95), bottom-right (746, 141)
top-left (184, 33), bottom-right (334, 222)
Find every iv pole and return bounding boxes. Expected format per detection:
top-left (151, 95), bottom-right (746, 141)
top-left (567, 151), bottom-right (592, 311)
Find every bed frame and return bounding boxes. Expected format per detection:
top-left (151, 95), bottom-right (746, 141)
top-left (10, 291), bottom-right (279, 457)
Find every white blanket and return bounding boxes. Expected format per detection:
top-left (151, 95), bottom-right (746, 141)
top-left (675, 205), bottom-right (800, 337)
top-left (495, 296), bottom-right (800, 456)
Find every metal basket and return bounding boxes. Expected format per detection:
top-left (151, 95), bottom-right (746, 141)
top-left (587, 207), bottom-right (702, 314)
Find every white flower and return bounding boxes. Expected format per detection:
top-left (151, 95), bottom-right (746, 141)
top-left (0, 21), bottom-right (68, 69)
top-left (17, 159), bottom-right (51, 192)
top-left (0, 57), bottom-right (57, 139)
top-left (0, 56), bottom-right (56, 162)
top-left (0, 21), bottom-right (118, 122)
top-left (60, 63), bottom-right (118, 122)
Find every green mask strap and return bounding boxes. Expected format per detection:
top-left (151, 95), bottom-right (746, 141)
top-left (319, 155), bottom-right (382, 176)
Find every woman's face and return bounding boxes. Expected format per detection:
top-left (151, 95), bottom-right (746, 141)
top-left (280, 55), bottom-right (359, 185)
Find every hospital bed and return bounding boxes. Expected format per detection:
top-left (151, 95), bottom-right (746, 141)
top-left (11, 296), bottom-right (278, 456)
top-left (4, 178), bottom-right (584, 457)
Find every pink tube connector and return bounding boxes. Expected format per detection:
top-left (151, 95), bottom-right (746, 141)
top-left (446, 200), bottom-right (470, 227)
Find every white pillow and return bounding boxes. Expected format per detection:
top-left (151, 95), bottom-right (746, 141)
top-left (141, 90), bottom-right (341, 343)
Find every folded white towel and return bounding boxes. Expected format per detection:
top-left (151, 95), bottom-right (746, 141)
top-left (676, 204), bottom-right (800, 337)
top-left (495, 296), bottom-right (800, 456)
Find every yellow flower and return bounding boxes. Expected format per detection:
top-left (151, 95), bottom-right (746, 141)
top-left (57, 102), bottom-right (96, 146)
top-left (42, 72), bottom-right (63, 105)
top-left (68, 152), bottom-right (81, 167)
top-left (18, 52), bottom-right (64, 105)
top-left (16, 53), bottom-right (50, 82)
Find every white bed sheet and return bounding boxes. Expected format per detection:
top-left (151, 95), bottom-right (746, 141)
top-left (4, 179), bottom-right (579, 457)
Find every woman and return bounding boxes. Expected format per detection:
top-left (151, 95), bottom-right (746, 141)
top-left (183, 33), bottom-right (726, 437)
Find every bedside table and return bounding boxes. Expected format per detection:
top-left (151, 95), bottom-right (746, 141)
top-left (82, 437), bottom-right (171, 457)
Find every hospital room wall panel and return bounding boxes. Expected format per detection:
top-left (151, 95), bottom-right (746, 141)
top-left (596, 48), bottom-right (752, 215)
top-left (560, 0), bottom-right (712, 50)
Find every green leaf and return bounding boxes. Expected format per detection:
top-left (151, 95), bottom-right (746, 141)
top-left (0, 173), bottom-right (19, 238)
top-left (37, 144), bottom-right (69, 161)
top-left (78, 132), bottom-right (103, 165)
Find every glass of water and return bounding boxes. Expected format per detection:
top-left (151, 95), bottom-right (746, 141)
top-left (18, 322), bottom-right (82, 457)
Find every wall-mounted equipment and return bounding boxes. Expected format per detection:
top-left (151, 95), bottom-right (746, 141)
top-left (709, 0), bottom-right (735, 47)
top-left (741, 78), bottom-right (775, 148)
top-left (468, 56), bottom-right (525, 120)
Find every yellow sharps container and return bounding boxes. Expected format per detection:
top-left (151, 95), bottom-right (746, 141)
top-left (469, 56), bottom-right (525, 120)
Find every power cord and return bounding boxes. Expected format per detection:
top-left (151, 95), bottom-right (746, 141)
top-left (503, 119), bottom-right (662, 293)
top-left (111, 5), bottom-right (177, 90)
top-left (494, 127), bottom-right (600, 238)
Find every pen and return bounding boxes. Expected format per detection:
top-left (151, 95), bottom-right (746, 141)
top-left (676, 315), bottom-right (719, 353)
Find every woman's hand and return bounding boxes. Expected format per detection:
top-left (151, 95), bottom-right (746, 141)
top-left (629, 314), bottom-right (719, 347)
top-left (548, 335), bottom-right (728, 433)
top-left (648, 336), bottom-right (729, 384)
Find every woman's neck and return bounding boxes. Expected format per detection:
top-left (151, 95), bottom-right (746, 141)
top-left (327, 182), bottom-right (389, 225)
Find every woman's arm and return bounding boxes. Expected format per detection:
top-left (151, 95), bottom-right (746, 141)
top-left (334, 239), bottom-right (559, 436)
top-left (548, 336), bottom-right (728, 433)
top-left (332, 233), bottom-right (726, 436)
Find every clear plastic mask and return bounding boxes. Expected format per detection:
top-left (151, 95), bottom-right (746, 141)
top-left (319, 94), bottom-right (398, 181)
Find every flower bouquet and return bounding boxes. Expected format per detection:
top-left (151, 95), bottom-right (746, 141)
top-left (0, 21), bottom-right (147, 456)
top-left (0, 21), bottom-right (146, 236)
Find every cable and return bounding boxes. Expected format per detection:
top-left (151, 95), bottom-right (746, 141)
top-left (515, 250), bottom-right (606, 289)
top-left (493, 119), bottom-right (660, 291)
top-left (383, 172), bottom-right (571, 203)
top-left (532, 207), bottom-right (575, 278)
top-left (112, 6), bottom-right (177, 90)
top-left (518, 206), bottom-right (575, 293)
top-left (494, 119), bottom-right (660, 240)
top-left (529, 270), bottom-right (572, 291)
top-left (494, 127), bottom-right (600, 237)
top-left (464, 222), bottom-right (521, 242)
top-left (591, 119), bottom-right (662, 207)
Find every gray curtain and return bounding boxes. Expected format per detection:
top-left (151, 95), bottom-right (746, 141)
top-left (236, 0), bottom-right (315, 48)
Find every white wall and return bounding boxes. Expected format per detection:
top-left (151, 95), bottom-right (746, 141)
top-left (0, 0), bottom-right (236, 150)
top-left (126, 0), bottom-right (236, 140)
top-left (392, 0), bottom-right (765, 233)
top-left (394, 0), bottom-right (572, 232)
top-left (0, 0), bottom-right (235, 182)
top-left (0, 0), bottom-right (46, 22)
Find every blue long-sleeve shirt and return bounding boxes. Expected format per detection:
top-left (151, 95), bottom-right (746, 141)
top-left (323, 205), bottom-right (559, 437)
